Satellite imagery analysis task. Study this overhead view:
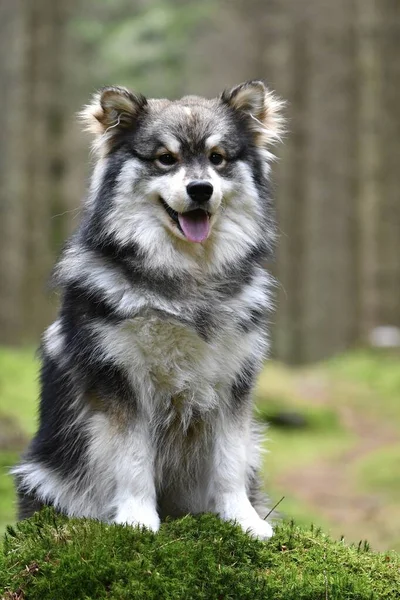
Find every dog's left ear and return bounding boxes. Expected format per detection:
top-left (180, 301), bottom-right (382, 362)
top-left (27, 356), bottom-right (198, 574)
top-left (221, 80), bottom-right (285, 146)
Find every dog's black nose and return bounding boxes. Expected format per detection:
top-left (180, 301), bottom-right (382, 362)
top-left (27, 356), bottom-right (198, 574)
top-left (186, 181), bottom-right (213, 204)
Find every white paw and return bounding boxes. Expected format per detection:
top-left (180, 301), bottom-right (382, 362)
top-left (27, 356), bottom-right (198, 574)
top-left (117, 514), bottom-right (160, 532)
top-left (114, 500), bottom-right (160, 532)
top-left (216, 491), bottom-right (274, 540)
top-left (239, 517), bottom-right (274, 540)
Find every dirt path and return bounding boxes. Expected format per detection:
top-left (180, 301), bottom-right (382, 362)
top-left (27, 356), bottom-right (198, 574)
top-left (278, 395), bottom-right (399, 550)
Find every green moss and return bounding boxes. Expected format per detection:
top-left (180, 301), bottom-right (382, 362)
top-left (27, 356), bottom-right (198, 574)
top-left (0, 509), bottom-right (399, 600)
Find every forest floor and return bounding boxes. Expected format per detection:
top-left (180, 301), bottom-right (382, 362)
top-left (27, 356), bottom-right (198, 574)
top-left (1, 347), bottom-right (399, 551)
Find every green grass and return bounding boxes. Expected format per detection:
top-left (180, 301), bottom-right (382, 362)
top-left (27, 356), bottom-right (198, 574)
top-left (1, 508), bottom-right (399, 600)
top-left (327, 349), bottom-right (400, 423)
top-left (357, 444), bottom-right (400, 502)
top-left (328, 350), bottom-right (400, 397)
top-left (257, 398), bottom-right (353, 475)
top-left (0, 347), bottom-right (38, 436)
top-left (0, 348), bottom-right (39, 536)
top-left (0, 453), bottom-right (19, 535)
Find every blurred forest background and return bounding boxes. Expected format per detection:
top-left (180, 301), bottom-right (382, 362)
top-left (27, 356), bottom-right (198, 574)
top-left (0, 0), bottom-right (399, 551)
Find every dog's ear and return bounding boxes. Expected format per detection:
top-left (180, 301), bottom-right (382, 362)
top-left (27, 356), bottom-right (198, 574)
top-left (79, 86), bottom-right (147, 151)
top-left (221, 80), bottom-right (285, 146)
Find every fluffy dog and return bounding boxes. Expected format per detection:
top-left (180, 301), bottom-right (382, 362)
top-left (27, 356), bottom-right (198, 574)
top-left (13, 80), bottom-right (284, 539)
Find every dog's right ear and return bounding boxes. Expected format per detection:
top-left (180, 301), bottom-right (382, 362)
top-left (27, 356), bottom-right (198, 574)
top-left (79, 86), bottom-right (147, 144)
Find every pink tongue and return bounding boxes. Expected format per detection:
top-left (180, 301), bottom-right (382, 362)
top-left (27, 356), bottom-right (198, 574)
top-left (178, 210), bottom-right (210, 243)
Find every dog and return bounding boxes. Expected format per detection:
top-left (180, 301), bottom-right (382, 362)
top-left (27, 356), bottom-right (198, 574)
top-left (13, 80), bottom-right (284, 539)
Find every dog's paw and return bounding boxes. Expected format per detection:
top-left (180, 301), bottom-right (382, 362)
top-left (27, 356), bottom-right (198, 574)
top-left (216, 493), bottom-right (274, 540)
top-left (239, 517), bottom-right (274, 540)
top-left (115, 512), bottom-right (160, 532)
top-left (114, 501), bottom-right (160, 532)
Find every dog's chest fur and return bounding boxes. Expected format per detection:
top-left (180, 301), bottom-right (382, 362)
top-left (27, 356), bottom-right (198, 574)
top-left (130, 315), bottom-right (216, 388)
top-left (96, 277), bottom-right (268, 404)
top-left (134, 313), bottom-right (256, 388)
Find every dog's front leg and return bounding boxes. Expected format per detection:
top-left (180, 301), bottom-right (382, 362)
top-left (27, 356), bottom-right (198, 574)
top-left (111, 423), bottom-right (159, 532)
top-left (211, 417), bottom-right (273, 540)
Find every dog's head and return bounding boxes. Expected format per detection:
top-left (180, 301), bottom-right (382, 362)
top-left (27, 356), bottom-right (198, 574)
top-left (80, 82), bottom-right (284, 271)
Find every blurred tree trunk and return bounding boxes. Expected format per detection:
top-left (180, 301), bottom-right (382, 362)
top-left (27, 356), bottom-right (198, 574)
top-left (356, 0), bottom-right (381, 340)
top-left (259, 1), bottom-right (308, 364)
top-left (0, 1), bottom-right (26, 345)
top-left (376, 0), bottom-right (400, 329)
top-left (300, 0), bottom-right (358, 362)
top-left (357, 0), bottom-right (400, 338)
top-left (62, 3), bottom-right (90, 241)
top-left (23, 0), bottom-right (71, 339)
top-left (0, 0), bottom-right (76, 344)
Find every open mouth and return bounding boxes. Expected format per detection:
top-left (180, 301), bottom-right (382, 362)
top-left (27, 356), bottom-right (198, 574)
top-left (160, 197), bottom-right (211, 243)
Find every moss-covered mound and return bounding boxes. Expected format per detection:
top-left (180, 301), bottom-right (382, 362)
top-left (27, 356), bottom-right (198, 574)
top-left (0, 509), bottom-right (399, 600)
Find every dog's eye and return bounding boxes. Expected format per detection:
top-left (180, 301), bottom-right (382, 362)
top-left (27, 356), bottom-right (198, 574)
top-left (157, 153), bottom-right (177, 166)
top-left (209, 152), bottom-right (224, 166)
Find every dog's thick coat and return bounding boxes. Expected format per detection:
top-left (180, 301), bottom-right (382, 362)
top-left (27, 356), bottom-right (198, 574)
top-left (14, 81), bottom-right (284, 539)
